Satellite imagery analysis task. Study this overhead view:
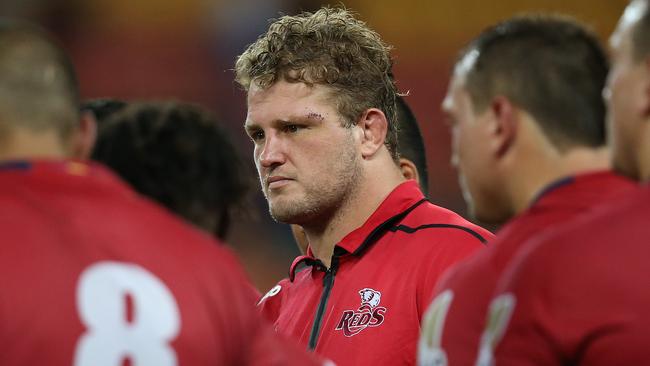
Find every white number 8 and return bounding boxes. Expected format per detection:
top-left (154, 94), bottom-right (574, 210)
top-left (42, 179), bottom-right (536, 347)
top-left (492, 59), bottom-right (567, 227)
top-left (74, 261), bottom-right (181, 366)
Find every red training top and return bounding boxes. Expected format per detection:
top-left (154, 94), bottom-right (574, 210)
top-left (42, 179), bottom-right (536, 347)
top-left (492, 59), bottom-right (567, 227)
top-left (418, 171), bottom-right (636, 366)
top-left (258, 180), bottom-right (492, 366)
top-left (0, 160), bottom-right (324, 366)
top-left (480, 181), bottom-right (650, 365)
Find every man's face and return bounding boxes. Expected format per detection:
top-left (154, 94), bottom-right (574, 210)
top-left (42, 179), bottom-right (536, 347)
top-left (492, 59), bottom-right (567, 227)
top-left (443, 64), bottom-right (506, 223)
top-left (605, 0), bottom-right (649, 180)
top-left (245, 80), bottom-right (362, 225)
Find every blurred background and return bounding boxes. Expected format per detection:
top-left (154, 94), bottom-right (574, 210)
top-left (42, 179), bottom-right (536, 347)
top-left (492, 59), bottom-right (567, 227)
top-left (0, 0), bottom-right (627, 291)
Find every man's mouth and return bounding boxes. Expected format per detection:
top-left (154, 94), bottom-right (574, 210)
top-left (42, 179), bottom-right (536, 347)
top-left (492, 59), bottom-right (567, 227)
top-left (267, 176), bottom-right (293, 190)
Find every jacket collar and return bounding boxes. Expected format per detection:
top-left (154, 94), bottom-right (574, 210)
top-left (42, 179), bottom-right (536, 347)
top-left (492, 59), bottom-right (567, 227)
top-left (289, 180), bottom-right (426, 281)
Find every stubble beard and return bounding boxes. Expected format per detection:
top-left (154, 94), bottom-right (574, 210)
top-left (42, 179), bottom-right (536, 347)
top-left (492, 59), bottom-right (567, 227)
top-left (266, 145), bottom-right (362, 226)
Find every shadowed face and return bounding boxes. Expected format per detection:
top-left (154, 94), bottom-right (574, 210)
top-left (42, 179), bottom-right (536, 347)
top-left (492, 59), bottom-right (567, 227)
top-left (605, 0), bottom-right (650, 180)
top-left (245, 80), bottom-right (362, 225)
top-left (442, 53), bottom-right (508, 223)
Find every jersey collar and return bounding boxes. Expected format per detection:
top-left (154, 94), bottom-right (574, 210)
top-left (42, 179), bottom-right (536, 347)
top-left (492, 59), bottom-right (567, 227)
top-left (336, 180), bottom-right (426, 254)
top-left (289, 180), bottom-right (426, 281)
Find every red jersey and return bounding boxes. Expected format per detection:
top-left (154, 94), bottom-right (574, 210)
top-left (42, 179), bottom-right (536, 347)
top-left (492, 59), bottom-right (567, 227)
top-left (258, 181), bottom-right (492, 366)
top-left (479, 183), bottom-right (650, 365)
top-left (417, 171), bottom-right (636, 366)
top-left (0, 160), bottom-right (324, 366)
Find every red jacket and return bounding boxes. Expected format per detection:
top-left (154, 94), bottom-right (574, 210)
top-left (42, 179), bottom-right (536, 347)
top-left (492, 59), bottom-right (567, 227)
top-left (0, 160), bottom-right (323, 366)
top-left (487, 183), bottom-right (650, 366)
top-left (418, 171), bottom-right (636, 366)
top-left (258, 181), bottom-right (492, 366)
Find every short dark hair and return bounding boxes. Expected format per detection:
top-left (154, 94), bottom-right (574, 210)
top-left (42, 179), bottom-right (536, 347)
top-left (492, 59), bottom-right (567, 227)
top-left (92, 101), bottom-right (252, 239)
top-left (0, 18), bottom-right (79, 140)
top-left (631, 0), bottom-right (650, 61)
top-left (396, 97), bottom-right (429, 196)
top-left (235, 7), bottom-right (399, 160)
top-left (81, 99), bottom-right (127, 125)
top-left (461, 14), bottom-right (609, 150)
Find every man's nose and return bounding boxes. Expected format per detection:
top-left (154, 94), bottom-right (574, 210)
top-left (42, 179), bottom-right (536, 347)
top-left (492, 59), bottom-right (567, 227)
top-left (258, 134), bottom-right (286, 168)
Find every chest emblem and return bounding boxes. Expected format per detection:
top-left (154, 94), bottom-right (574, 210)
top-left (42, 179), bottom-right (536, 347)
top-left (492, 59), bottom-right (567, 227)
top-left (335, 288), bottom-right (387, 337)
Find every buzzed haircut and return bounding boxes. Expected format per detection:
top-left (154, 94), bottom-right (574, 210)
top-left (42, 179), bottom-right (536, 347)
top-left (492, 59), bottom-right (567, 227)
top-left (0, 18), bottom-right (79, 140)
top-left (92, 101), bottom-right (252, 240)
top-left (632, 0), bottom-right (650, 61)
top-left (235, 7), bottom-right (400, 161)
top-left (81, 98), bottom-right (127, 125)
top-left (396, 97), bottom-right (429, 196)
top-left (460, 15), bottom-right (609, 150)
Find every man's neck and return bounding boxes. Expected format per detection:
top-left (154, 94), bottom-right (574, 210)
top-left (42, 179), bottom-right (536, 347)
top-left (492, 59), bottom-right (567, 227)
top-left (0, 128), bottom-right (68, 161)
top-left (508, 146), bottom-right (610, 215)
top-left (303, 166), bottom-right (405, 268)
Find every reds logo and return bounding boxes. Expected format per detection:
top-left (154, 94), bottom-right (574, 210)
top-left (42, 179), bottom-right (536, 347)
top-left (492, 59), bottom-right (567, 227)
top-left (335, 288), bottom-right (387, 337)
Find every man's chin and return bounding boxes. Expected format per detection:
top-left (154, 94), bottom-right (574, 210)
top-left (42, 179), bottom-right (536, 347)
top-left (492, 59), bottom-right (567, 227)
top-left (470, 201), bottom-right (509, 226)
top-left (268, 205), bottom-right (307, 224)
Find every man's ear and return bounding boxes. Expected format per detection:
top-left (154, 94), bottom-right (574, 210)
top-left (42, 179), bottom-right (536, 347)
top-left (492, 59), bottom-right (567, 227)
top-left (70, 111), bottom-right (98, 159)
top-left (399, 157), bottom-right (420, 183)
top-left (358, 108), bottom-right (389, 159)
top-left (488, 96), bottom-right (517, 158)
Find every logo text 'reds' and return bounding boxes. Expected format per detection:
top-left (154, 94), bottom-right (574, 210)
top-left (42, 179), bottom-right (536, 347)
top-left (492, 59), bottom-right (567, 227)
top-left (335, 288), bottom-right (388, 337)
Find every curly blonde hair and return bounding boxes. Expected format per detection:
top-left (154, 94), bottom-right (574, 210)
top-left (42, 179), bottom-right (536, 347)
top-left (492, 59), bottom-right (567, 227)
top-left (235, 7), bottom-right (399, 160)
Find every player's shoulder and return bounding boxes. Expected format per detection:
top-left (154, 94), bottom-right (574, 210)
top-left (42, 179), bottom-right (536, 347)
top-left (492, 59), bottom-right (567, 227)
top-left (503, 188), bottom-right (648, 289)
top-left (258, 277), bottom-right (291, 303)
top-left (532, 186), bottom-right (647, 256)
top-left (127, 190), bottom-right (225, 248)
top-left (398, 200), bottom-right (493, 246)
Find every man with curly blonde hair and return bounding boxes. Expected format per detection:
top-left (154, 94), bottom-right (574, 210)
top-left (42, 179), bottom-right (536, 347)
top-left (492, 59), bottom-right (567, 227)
top-left (237, 7), bottom-right (492, 365)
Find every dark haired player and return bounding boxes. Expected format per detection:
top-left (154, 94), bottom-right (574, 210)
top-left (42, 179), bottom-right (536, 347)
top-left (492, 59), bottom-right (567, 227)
top-left (92, 101), bottom-right (251, 240)
top-left (418, 14), bottom-right (635, 366)
top-left (480, 1), bottom-right (650, 364)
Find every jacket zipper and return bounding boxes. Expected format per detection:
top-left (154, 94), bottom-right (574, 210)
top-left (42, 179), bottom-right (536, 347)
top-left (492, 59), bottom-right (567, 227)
top-left (305, 199), bottom-right (426, 350)
top-left (307, 256), bottom-right (339, 350)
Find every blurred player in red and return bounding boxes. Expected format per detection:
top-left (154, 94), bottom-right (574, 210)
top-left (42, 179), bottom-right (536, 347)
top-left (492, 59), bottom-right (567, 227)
top-left (236, 7), bottom-right (492, 366)
top-left (418, 15), bottom-right (636, 366)
top-left (0, 19), bottom-right (324, 366)
top-left (477, 1), bottom-right (650, 364)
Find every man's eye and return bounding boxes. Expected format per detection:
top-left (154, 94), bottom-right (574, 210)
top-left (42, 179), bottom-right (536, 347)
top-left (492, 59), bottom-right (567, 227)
top-left (250, 130), bottom-right (264, 141)
top-left (283, 124), bottom-right (302, 133)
